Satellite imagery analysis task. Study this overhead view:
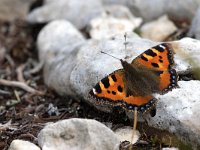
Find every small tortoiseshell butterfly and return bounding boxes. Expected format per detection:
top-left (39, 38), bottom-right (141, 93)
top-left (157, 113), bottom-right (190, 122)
top-left (89, 43), bottom-right (178, 115)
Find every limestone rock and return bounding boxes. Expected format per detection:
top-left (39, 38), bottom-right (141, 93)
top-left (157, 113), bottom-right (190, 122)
top-left (8, 140), bottom-right (40, 150)
top-left (140, 15), bottom-right (177, 41)
top-left (146, 81), bottom-right (200, 148)
top-left (38, 118), bottom-right (120, 150)
top-left (37, 20), bottom-right (86, 95)
top-left (27, 0), bottom-right (103, 29)
top-left (102, 0), bottom-right (200, 22)
top-left (114, 126), bottom-right (140, 144)
top-left (188, 7), bottom-right (200, 40)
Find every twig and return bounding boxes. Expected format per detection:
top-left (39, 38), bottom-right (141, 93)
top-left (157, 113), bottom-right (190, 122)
top-left (18, 133), bottom-right (37, 141)
top-left (16, 64), bottom-right (26, 83)
top-left (14, 90), bottom-right (21, 102)
top-left (0, 79), bottom-right (43, 95)
top-left (5, 54), bottom-right (15, 68)
top-left (0, 89), bottom-right (11, 95)
top-left (26, 61), bottom-right (44, 75)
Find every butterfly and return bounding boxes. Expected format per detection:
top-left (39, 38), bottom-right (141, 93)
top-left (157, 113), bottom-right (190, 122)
top-left (88, 43), bottom-right (178, 116)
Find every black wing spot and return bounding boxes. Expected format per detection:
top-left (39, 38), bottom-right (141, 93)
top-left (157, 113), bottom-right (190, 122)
top-left (117, 85), bottom-right (123, 92)
top-left (112, 91), bottom-right (116, 95)
top-left (111, 74), bottom-right (117, 82)
top-left (141, 55), bottom-right (148, 61)
top-left (159, 59), bottom-right (163, 63)
top-left (101, 77), bottom-right (110, 88)
top-left (94, 83), bottom-right (102, 93)
top-left (155, 45), bottom-right (165, 52)
top-left (159, 56), bottom-right (162, 59)
top-left (151, 63), bottom-right (159, 68)
top-left (145, 49), bottom-right (157, 57)
top-left (107, 90), bottom-right (110, 94)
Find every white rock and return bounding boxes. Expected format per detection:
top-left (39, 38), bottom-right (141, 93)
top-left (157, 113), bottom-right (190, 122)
top-left (104, 5), bottom-right (140, 21)
top-left (146, 81), bottom-right (200, 148)
top-left (114, 126), bottom-right (140, 144)
top-left (8, 140), bottom-right (40, 150)
top-left (188, 7), bottom-right (200, 40)
top-left (141, 15), bottom-right (177, 41)
top-left (171, 37), bottom-right (200, 72)
top-left (89, 5), bottom-right (142, 40)
top-left (38, 118), bottom-right (120, 150)
top-left (89, 15), bottom-right (140, 40)
top-left (0, 0), bottom-right (35, 21)
top-left (102, 0), bottom-right (200, 22)
top-left (37, 20), bottom-right (86, 95)
top-left (162, 148), bottom-right (179, 150)
top-left (27, 0), bottom-right (103, 29)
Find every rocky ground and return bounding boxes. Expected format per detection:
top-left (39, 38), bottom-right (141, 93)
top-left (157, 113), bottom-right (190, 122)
top-left (1, 0), bottom-right (200, 150)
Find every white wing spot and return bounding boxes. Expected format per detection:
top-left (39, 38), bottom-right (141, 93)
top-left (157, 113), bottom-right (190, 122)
top-left (93, 88), bottom-right (97, 95)
top-left (159, 45), bottom-right (165, 49)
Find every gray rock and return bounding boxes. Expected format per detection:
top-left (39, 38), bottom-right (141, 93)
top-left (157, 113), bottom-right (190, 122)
top-left (140, 15), bottom-right (177, 41)
top-left (8, 140), bottom-right (40, 150)
top-left (102, 0), bottom-right (200, 22)
top-left (162, 148), bottom-right (179, 150)
top-left (146, 80), bottom-right (200, 148)
top-left (0, 0), bottom-right (35, 21)
top-left (38, 118), bottom-right (120, 150)
top-left (89, 5), bottom-right (142, 40)
top-left (89, 15), bottom-right (141, 40)
top-left (104, 5), bottom-right (141, 21)
top-left (37, 20), bottom-right (86, 95)
top-left (188, 7), bottom-right (200, 40)
top-left (27, 0), bottom-right (103, 29)
top-left (172, 37), bottom-right (200, 72)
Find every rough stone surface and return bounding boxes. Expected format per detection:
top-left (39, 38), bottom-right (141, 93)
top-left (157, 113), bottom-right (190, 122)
top-left (140, 15), bottom-right (177, 41)
top-left (0, 0), bottom-right (35, 21)
top-left (27, 0), bottom-right (103, 29)
top-left (104, 5), bottom-right (142, 22)
top-left (145, 81), bottom-right (200, 148)
top-left (37, 20), bottom-right (86, 95)
top-left (114, 126), bottom-right (140, 144)
top-left (162, 148), bottom-right (179, 150)
top-left (171, 37), bottom-right (200, 72)
top-left (89, 5), bottom-right (142, 40)
top-left (89, 15), bottom-right (140, 40)
top-left (8, 140), bottom-right (40, 150)
top-left (38, 118), bottom-right (120, 150)
top-left (188, 7), bottom-right (200, 40)
top-left (102, 0), bottom-right (200, 22)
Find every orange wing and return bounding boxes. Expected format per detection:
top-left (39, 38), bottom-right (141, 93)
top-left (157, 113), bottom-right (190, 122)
top-left (89, 70), bottom-right (157, 112)
top-left (132, 43), bottom-right (178, 93)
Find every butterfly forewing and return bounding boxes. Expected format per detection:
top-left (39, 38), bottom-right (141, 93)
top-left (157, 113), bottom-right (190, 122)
top-left (132, 43), bottom-right (178, 93)
top-left (89, 69), bottom-right (157, 112)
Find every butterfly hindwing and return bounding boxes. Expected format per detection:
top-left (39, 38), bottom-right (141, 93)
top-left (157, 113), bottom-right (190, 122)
top-left (89, 69), bottom-right (157, 112)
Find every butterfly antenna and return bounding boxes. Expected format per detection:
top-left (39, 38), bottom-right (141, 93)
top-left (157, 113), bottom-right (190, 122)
top-left (100, 51), bottom-right (121, 60)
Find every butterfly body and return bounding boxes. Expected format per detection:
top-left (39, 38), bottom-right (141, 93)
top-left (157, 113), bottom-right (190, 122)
top-left (89, 43), bottom-right (178, 114)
